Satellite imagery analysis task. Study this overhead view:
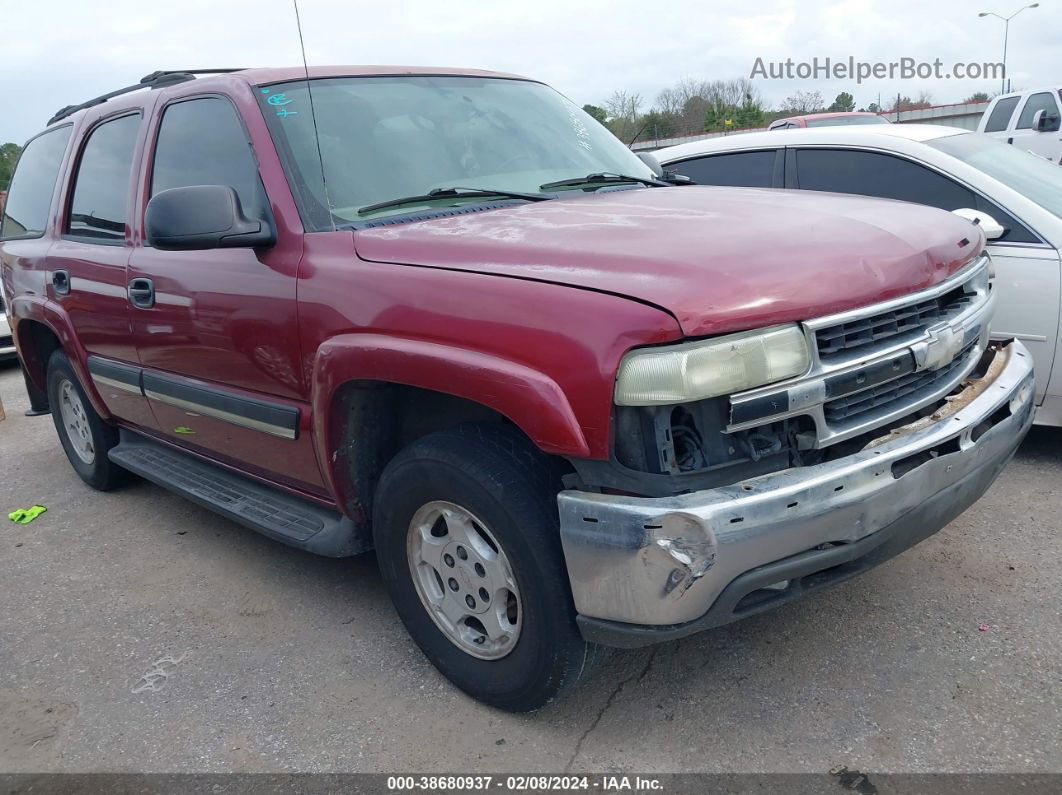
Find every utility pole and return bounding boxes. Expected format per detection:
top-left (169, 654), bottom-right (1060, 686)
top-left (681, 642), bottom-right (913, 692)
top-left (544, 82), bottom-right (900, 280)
top-left (979, 4), bottom-right (1039, 94)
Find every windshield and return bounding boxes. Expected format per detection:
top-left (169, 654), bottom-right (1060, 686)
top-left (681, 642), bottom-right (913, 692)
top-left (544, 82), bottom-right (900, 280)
top-left (805, 115), bottom-right (888, 127)
top-left (258, 75), bottom-right (655, 228)
top-left (928, 132), bottom-right (1062, 220)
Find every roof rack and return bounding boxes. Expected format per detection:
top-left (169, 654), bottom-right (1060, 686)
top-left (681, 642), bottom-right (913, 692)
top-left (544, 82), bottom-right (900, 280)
top-left (47, 68), bottom-right (247, 126)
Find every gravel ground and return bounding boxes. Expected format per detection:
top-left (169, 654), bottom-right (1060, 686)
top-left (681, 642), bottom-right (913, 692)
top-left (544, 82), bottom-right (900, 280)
top-left (1, 360), bottom-right (1059, 775)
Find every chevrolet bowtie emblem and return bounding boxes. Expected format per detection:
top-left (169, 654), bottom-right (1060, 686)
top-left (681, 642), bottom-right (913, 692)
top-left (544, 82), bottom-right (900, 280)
top-left (913, 322), bottom-right (964, 371)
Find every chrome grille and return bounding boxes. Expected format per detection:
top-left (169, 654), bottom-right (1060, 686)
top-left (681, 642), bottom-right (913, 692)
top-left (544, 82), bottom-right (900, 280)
top-left (816, 286), bottom-right (975, 359)
top-left (727, 254), bottom-right (994, 449)
top-left (823, 341), bottom-right (977, 424)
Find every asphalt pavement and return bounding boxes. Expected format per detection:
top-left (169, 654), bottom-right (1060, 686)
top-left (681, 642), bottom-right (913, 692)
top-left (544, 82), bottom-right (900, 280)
top-left (1, 360), bottom-right (1059, 774)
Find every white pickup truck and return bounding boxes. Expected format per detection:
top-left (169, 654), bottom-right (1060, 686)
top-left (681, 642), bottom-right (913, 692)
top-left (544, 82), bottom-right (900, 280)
top-left (978, 86), bottom-right (1062, 164)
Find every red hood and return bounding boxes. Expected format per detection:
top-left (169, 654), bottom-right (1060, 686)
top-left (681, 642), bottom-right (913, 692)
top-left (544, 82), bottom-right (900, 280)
top-left (352, 186), bottom-right (983, 337)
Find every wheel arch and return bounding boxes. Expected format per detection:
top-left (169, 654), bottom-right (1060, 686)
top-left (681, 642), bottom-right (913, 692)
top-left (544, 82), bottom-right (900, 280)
top-left (311, 334), bottom-right (589, 524)
top-left (13, 300), bottom-right (109, 418)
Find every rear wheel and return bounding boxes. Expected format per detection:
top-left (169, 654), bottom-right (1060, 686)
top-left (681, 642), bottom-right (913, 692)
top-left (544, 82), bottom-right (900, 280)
top-left (47, 351), bottom-right (128, 490)
top-left (373, 424), bottom-right (597, 711)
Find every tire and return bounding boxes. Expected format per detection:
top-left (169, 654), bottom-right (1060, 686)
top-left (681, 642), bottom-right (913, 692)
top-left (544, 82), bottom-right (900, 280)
top-left (47, 350), bottom-right (128, 491)
top-left (372, 423), bottom-right (597, 711)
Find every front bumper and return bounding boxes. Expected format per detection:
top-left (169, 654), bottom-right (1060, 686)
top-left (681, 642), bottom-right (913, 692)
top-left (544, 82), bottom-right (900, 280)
top-left (557, 341), bottom-right (1034, 648)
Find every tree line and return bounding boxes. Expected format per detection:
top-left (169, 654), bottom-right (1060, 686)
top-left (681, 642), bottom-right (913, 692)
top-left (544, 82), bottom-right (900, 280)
top-left (0, 142), bottom-right (21, 193)
top-left (582, 77), bottom-right (994, 143)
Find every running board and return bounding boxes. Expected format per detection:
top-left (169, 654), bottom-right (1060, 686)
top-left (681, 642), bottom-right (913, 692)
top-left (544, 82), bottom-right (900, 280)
top-left (108, 431), bottom-right (370, 557)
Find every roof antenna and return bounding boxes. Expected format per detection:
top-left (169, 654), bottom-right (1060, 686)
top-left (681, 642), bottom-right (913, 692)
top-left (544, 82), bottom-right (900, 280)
top-left (292, 0), bottom-right (335, 231)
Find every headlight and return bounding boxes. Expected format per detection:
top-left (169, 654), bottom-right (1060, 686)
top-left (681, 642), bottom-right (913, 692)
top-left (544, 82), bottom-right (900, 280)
top-left (615, 324), bottom-right (811, 406)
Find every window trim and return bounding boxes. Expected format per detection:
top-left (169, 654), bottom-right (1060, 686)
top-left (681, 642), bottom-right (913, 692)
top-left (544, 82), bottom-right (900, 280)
top-left (784, 143), bottom-right (1050, 248)
top-left (0, 124), bottom-right (75, 242)
top-left (61, 109), bottom-right (144, 248)
top-left (140, 92), bottom-right (269, 248)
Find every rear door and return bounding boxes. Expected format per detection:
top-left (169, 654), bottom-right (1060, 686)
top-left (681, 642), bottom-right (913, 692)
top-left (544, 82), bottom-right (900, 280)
top-left (1009, 91), bottom-right (1062, 162)
top-left (789, 146), bottom-right (1060, 403)
top-left (48, 111), bottom-right (156, 427)
top-left (0, 125), bottom-right (74, 363)
top-left (127, 94), bottom-right (324, 494)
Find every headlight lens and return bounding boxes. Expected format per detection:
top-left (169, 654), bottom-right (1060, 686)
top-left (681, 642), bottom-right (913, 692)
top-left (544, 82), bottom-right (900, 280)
top-left (615, 324), bottom-right (811, 406)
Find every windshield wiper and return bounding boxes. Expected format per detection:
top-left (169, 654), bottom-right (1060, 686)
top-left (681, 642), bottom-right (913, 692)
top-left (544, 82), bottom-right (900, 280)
top-left (539, 172), bottom-right (669, 190)
top-left (357, 187), bottom-right (551, 216)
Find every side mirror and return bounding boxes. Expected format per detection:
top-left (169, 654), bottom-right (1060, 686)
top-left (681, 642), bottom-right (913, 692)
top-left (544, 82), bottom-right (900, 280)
top-left (661, 169), bottom-right (692, 184)
top-left (636, 151), bottom-right (664, 177)
top-left (952, 207), bottom-right (1005, 240)
top-left (1034, 108), bottom-right (1061, 132)
top-left (146, 185), bottom-right (275, 251)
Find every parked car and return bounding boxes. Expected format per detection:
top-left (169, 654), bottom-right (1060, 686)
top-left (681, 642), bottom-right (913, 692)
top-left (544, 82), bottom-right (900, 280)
top-left (768, 111), bottom-right (889, 130)
top-left (0, 295), bottom-right (15, 361)
top-left (656, 123), bottom-right (1062, 426)
top-left (1, 68), bottom-right (1033, 711)
top-left (977, 86), bottom-right (1062, 163)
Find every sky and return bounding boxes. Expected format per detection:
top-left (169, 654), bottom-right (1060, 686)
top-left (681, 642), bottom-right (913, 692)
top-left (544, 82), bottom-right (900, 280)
top-left (2, 0), bottom-right (1060, 145)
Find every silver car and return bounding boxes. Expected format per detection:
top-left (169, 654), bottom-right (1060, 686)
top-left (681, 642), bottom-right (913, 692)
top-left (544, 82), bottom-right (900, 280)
top-left (0, 295), bottom-right (15, 361)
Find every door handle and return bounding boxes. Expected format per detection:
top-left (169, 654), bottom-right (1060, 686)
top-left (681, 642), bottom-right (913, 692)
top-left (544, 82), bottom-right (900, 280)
top-left (128, 277), bottom-right (155, 309)
top-left (52, 270), bottom-right (70, 296)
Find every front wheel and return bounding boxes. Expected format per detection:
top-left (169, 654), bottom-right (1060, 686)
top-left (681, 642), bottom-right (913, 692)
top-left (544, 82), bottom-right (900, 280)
top-left (372, 424), bottom-right (597, 711)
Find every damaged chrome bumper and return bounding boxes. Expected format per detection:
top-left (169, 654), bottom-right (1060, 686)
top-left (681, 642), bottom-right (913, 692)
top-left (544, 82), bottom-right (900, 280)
top-left (558, 341), bottom-right (1034, 647)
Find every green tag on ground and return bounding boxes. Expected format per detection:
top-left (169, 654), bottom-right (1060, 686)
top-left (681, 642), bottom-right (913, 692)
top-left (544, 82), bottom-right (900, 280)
top-left (8, 505), bottom-right (47, 524)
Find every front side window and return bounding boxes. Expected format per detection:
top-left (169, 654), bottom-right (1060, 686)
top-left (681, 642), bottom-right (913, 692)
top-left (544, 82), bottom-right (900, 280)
top-left (795, 148), bottom-right (975, 208)
top-left (0, 126), bottom-right (73, 239)
top-left (152, 97), bottom-right (264, 215)
top-left (796, 145), bottom-right (1036, 243)
top-left (1016, 92), bottom-right (1060, 129)
top-left (668, 150), bottom-right (776, 187)
top-left (66, 114), bottom-right (141, 242)
top-left (983, 96), bottom-right (1020, 132)
top-left (258, 76), bottom-right (656, 229)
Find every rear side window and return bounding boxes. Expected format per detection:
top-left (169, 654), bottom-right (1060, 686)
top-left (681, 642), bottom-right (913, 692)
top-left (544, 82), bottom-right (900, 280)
top-left (67, 114), bottom-right (141, 242)
top-left (668, 150), bottom-right (777, 187)
top-left (983, 96), bottom-right (1020, 132)
top-left (151, 97), bottom-right (263, 215)
top-left (0, 126), bottom-right (73, 239)
top-left (1016, 92), bottom-right (1060, 129)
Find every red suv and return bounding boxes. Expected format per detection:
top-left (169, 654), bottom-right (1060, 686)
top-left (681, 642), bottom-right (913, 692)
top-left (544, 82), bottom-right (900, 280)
top-left (0, 66), bottom-right (1034, 711)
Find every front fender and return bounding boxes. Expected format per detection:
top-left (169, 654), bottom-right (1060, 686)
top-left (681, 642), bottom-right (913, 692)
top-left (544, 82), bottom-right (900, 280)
top-left (311, 333), bottom-right (592, 501)
top-left (311, 332), bottom-right (592, 454)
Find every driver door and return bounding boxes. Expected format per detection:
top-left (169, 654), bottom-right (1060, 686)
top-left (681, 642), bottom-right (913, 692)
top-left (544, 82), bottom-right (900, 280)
top-left (1009, 91), bottom-right (1062, 162)
top-left (127, 95), bottom-right (324, 494)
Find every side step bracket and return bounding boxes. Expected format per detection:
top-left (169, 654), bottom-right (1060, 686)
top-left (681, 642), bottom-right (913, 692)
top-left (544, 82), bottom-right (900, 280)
top-left (108, 430), bottom-right (370, 557)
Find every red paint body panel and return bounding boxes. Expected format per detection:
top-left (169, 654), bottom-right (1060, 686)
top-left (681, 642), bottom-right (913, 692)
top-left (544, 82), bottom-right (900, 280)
top-left (298, 232), bottom-right (680, 486)
top-left (0, 66), bottom-right (985, 521)
top-left (353, 186), bottom-right (983, 339)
